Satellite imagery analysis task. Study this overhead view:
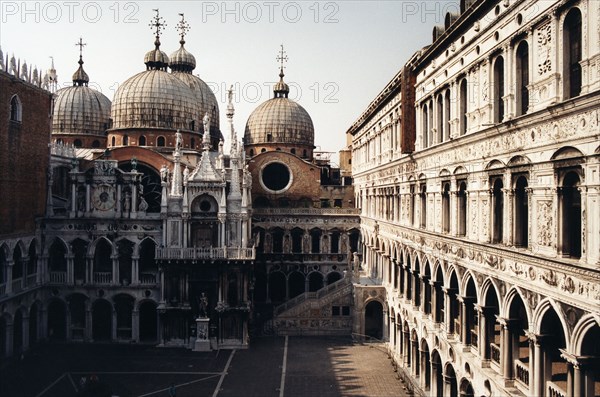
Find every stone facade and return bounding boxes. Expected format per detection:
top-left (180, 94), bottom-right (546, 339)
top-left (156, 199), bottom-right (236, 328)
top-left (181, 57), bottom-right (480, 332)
top-left (348, 1), bottom-right (600, 396)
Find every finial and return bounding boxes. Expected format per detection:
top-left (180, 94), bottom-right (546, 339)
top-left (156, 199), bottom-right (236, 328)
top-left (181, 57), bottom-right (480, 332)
top-left (276, 44), bottom-right (288, 78)
top-left (176, 13), bottom-right (190, 45)
top-left (149, 9), bottom-right (167, 48)
top-left (75, 37), bottom-right (86, 64)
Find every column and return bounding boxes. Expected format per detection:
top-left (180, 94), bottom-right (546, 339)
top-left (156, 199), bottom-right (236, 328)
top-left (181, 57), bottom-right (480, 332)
top-left (85, 307), bottom-right (92, 341)
top-left (531, 334), bottom-right (544, 397)
top-left (442, 287), bottom-right (453, 334)
top-left (111, 309), bottom-right (117, 341)
top-left (132, 309), bottom-right (139, 342)
top-left (112, 254), bottom-right (118, 285)
top-left (131, 255), bottom-right (139, 285)
top-left (22, 315), bottom-right (30, 352)
top-left (5, 260), bottom-right (13, 294)
top-left (458, 297), bottom-right (468, 345)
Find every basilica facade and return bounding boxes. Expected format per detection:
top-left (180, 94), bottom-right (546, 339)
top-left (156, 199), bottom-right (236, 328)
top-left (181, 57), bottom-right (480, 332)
top-left (0, 10), bottom-right (357, 356)
top-left (348, 1), bottom-right (599, 396)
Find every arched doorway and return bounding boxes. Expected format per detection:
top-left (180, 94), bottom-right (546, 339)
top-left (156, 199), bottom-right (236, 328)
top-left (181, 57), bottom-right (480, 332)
top-left (364, 300), bottom-right (383, 340)
top-left (114, 295), bottom-right (134, 340)
top-left (139, 301), bottom-right (158, 342)
top-left (326, 271), bottom-right (342, 285)
top-left (92, 300), bottom-right (112, 341)
top-left (459, 378), bottom-right (474, 397)
top-left (444, 363), bottom-right (458, 397)
top-left (288, 271), bottom-right (305, 298)
top-left (431, 350), bottom-right (443, 397)
top-left (268, 272), bottom-right (286, 302)
top-left (29, 303), bottom-right (39, 346)
top-left (47, 300), bottom-right (66, 340)
top-left (13, 310), bottom-right (23, 354)
top-left (308, 272), bottom-right (324, 292)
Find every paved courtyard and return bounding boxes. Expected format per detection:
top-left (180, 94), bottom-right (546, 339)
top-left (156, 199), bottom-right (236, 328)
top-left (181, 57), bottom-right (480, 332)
top-left (0, 337), bottom-right (409, 397)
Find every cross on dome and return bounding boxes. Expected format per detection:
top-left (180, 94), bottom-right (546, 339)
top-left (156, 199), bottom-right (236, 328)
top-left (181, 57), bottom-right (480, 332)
top-left (149, 9), bottom-right (167, 40)
top-left (75, 37), bottom-right (86, 59)
top-left (176, 13), bottom-right (191, 44)
top-left (276, 44), bottom-right (288, 76)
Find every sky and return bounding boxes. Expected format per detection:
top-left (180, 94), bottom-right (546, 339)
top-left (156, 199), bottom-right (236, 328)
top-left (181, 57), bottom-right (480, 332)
top-left (1, 0), bottom-right (460, 164)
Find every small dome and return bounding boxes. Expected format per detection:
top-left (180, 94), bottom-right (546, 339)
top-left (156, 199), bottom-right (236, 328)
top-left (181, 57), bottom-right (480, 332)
top-left (111, 69), bottom-right (199, 131)
top-left (144, 47), bottom-right (169, 71)
top-left (169, 43), bottom-right (196, 72)
top-left (245, 97), bottom-right (314, 147)
top-left (52, 86), bottom-right (111, 136)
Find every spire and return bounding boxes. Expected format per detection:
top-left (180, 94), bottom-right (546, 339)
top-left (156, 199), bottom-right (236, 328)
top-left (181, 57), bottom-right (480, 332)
top-left (144, 9), bottom-right (169, 70)
top-left (72, 37), bottom-right (89, 86)
top-left (226, 85), bottom-right (236, 151)
top-left (46, 56), bottom-right (58, 93)
top-left (274, 44), bottom-right (289, 98)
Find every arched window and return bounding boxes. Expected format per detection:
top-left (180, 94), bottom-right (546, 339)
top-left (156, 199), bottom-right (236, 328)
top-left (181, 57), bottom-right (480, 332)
top-left (111, 136), bottom-right (116, 147)
top-left (420, 183), bottom-right (427, 229)
top-left (493, 56), bottom-right (505, 123)
top-left (422, 103), bottom-right (429, 148)
top-left (437, 94), bottom-right (443, 144)
top-left (123, 135), bottom-right (129, 146)
top-left (291, 148), bottom-right (296, 155)
top-left (515, 41), bottom-right (529, 117)
top-left (409, 184), bottom-right (416, 226)
top-left (10, 95), bottom-right (22, 122)
top-left (514, 175), bottom-right (528, 247)
top-left (442, 182), bottom-right (450, 233)
top-left (459, 78), bottom-right (468, 135)
top-left (563, 8), bottom-right (582, 99)
top-left (457, 181), bottom-right (467, 236)
top-left (249, 149), bottom-right (254, 157)
top-left (491, 178), bottom-right (504, 243)
top-left (190, 137), bottom-right (195, 149)
top-left (561, 172), bottom-right (581, 258)
top-left (156, 136), bottom-right (165, 147)
top-left (139, 135), bottom-right (146, 146)
top-left (444, 90), bottom-right (451, 141)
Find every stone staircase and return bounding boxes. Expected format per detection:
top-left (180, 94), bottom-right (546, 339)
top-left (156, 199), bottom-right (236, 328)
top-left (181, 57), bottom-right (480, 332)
top-left (267, 276), bottom-right (354, 336)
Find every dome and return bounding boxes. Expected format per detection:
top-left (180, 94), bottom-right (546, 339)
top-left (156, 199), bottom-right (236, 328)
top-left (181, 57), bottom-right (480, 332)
top-left (52, 51), bottom-right (111, 137)
top-left (52, 86), bottom-right (111, 136)
top-left (244, 97), bottom-right (314, 147)
top-left (171, 72), bottom-right (222, 142)
top-left (144, 48), bottom-right (169, 70)
top-left (111, 69), bottom-right (199, 131)
top-left (169, 44), bottom-right (196, 72)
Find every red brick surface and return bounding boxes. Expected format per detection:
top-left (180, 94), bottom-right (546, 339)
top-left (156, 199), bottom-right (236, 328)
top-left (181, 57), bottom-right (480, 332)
top-left (0, 71), bottom-right (52, 236)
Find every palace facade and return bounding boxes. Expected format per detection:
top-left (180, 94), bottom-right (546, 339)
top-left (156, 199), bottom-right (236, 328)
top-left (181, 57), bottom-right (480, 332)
top-left (348, 1), bottom-right (599, 396)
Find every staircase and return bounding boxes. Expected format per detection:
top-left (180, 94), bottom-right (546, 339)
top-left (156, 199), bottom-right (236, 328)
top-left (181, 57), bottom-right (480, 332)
top-left (267, 276), bottom-right (354, 336)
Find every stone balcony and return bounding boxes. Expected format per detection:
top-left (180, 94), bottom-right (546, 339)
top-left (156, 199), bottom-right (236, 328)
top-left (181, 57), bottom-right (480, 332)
top-left (155, 246), bottom-right (255, 261)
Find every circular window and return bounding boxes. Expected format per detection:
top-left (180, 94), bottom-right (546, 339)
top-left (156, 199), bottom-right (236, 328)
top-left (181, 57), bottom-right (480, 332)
top-left (200, 200), bottom-right (211, 212)
top-left (261, 162), bottom-right (292, 193)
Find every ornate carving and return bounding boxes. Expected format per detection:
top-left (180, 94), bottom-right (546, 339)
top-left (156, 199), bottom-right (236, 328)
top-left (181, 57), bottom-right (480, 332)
top-left (537, 22), bottom-right (552, 75)
top-left (536, 201), bottom-right (553, 246)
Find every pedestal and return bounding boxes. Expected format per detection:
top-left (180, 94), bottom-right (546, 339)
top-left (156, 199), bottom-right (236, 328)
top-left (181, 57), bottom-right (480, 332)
top-left (193, 317), bottom-right (211, 352)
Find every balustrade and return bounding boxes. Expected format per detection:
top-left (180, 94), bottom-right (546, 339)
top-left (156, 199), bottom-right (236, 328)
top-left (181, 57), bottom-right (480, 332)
top-left (490, 343), bottom-right (501, 364)
top-left (547, 381), bottom-right (566, 397)
top-left (49, 271), bottom-right (67, 283)
top-left (93, 272), bottom-right (112, 284)
top-left (515, 359), bottom-right (529, 386)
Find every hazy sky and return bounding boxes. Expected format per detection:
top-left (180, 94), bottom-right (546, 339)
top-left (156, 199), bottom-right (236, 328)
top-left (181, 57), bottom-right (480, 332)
top-left (1, 1), bottom-right (460, 163)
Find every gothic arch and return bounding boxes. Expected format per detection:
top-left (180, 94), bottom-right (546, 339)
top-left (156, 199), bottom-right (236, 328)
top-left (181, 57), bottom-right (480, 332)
top-left (89, 236), bottom-right (116, 257)
top-left (460, 270), bottom-right (479, 298)
top-left (479, 278), bottom-right (502, 312)
top-left (570, 314), bottom-right (600, 355)
top-left (44, 237), bottom-right (69, 256)
top-left (446, 263), bottom-right (459, 287)
top-left (135, 236), bottom-right (158, 256)
top-left (532, 298), bottom-right (570, 339)
top-left (431, 260), bottom-right (445, 280)
top-left (502, 286), bottom-right (533, 321)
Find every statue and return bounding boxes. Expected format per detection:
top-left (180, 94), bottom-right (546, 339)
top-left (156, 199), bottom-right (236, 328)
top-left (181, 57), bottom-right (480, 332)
top-left (283, 235), bottom-right (290, 253)
top-left (183, 166), bottom-right (189, 181)
top-left (175, 131), bottom-right (183, 152)
top-left (198, 292), bottom-right (208, 318)
top-left (77, 189), bottom-right (86, 212)
top-left (138, 195), bottom-right (148, 212)
top-left (123, 191), bottom-right (131, 212)
top-left (160, 164), bottom-right (168, 182)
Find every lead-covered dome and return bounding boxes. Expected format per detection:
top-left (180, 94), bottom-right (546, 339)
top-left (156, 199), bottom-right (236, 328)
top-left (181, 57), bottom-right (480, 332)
top-left (52, 51), bottom-right (111, 141)
top-left (111, 69), bottom-right (199, 131)
top-left (245, 71), bottom-right (314, 148)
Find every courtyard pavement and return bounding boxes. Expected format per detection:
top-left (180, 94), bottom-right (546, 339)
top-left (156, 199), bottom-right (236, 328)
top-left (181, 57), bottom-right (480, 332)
top-left (0, 337), bottom-right (409, 397)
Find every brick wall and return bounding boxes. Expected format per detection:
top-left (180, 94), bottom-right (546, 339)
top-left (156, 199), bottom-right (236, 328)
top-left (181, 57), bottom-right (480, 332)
top-left (0, 71), bottom-right (52, 237)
